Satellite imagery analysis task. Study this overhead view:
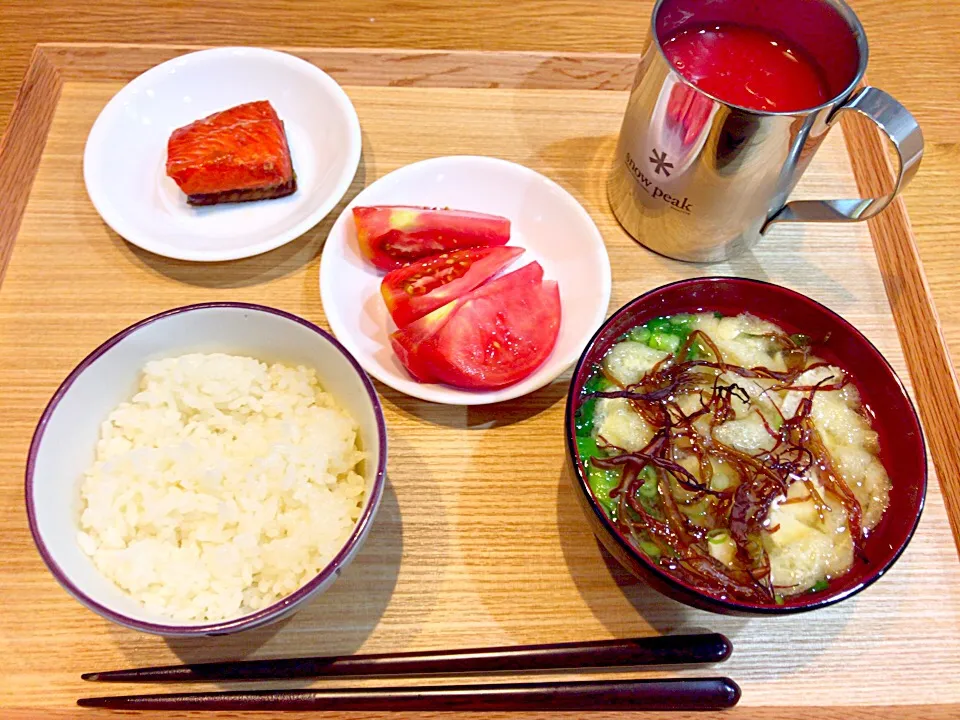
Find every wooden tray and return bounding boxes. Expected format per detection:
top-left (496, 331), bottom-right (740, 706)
top-left (2, 44), bottom-right (960, 719)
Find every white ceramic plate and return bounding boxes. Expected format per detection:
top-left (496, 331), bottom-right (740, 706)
top-left (83, 47), bottom-right (361, 262)
top-left (319, 156), bottom-right (612, 405)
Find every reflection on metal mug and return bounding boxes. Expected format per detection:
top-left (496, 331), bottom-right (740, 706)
top-left (608, 0), bottom-right (924, 263)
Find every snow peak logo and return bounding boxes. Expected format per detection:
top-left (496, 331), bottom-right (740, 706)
top-left (649, 148), bottom-right (673, 177)
top-left (625, 151), bottom-right (692, 214)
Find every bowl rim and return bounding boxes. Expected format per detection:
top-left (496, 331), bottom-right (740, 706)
top-left (565, 276), bottom-right (928, 615)
top-left (25, 301), bottom-right (388, 635)
top-left (82, 46), bottom-right (363, 263)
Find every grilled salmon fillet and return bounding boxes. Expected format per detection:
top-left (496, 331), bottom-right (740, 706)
top-left (166, 100), bottom-right (297, 205)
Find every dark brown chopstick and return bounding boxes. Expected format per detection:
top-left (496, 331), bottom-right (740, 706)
top-left (78, 677), bottom-right (741, 711)
top-left (82, 633), bottom-right (731, 683)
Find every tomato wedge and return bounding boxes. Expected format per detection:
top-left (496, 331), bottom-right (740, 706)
top-left (381, 246), bottom-right (524, 327)
top-left (390, 301), bottom-right (458, 383)
top-left (390, 262), bottom-right (562, 390)
top-left (354, 206), bottom-right (511, 271)
top-left (390, 262), bottom-right (545, 379)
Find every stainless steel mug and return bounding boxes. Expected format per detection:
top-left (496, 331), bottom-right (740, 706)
top-left (608, 0), bottom-right (924, 263)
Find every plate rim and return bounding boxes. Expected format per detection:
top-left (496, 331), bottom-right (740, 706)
top-left (82, 46), bottom-right (362, 263)
top-left (318, 154), bottom-right (613, 406)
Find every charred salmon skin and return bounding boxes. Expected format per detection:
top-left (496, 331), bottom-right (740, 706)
top-left (166, 100), bottom-right (297, 206)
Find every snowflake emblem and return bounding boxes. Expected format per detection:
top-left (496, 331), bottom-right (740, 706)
top-left (649, 148), bottom-right (674, 177)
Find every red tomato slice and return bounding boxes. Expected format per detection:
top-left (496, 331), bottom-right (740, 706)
top-left (390, 263), bottom-right (544, 376)
top-left (381, 246), bottom-right (524, 327)
top-left (390, 262), bottom-right (562, 390)
top-left (389, 301), bottom-right (459, 383)
top-left (353, 206), bottom-right (511, 271)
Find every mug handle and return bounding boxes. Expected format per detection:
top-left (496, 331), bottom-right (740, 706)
top-left (763, 87), bottom-right (923, 228)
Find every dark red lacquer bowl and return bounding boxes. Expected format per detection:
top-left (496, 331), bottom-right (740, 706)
top-left (565, 277), bottom-right (927, 615)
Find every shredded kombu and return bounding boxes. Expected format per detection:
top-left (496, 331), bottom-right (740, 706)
top-left (582, 329), bottom-right (865, 603)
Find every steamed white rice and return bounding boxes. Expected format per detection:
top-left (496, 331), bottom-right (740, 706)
top-left (77, 353), bottom-right (366, 622)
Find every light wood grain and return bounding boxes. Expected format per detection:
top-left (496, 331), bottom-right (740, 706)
top-left (1, 0), bottom-right (958, 368)
top-left (843, 112), bottom-right (960, 555)
top-left (22, 45), bottom-right (960, 556)
top-left (0, 2), bottom-right (958, 138)
top-left (0, 2), bottom-right (958, 380)
top-left (41, 43), bottom-right (641, 90)
top-left (0, 46), bottom-right (61, 287)
top-left (1, 49), bottom-right (959, 718)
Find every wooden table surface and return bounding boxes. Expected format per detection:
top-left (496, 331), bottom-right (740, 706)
top-left (0, 1), bottom-right (957, 370)
top-left (3, 45), bottom-right (960, 717)
top-left (0, 4), bottom-right (958, 716)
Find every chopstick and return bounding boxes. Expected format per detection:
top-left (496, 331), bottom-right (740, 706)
top-left (78, 677), bottom-right (741, 711)
top-left (82, 633), bottom-right (731, 683)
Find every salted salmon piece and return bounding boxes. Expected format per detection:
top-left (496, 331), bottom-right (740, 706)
top-left (166, 100), bottom-right (297, 205)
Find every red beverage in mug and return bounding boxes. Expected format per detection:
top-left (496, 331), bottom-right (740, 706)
top-left (608, 0), bottom-right (923, 262)
top-left (662, 23), bottom-right (830, 113)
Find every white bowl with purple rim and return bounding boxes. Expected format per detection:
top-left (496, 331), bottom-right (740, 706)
top-left (25, 303), bottom-right (387, 636)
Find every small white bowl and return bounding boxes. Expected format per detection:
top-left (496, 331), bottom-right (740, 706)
top-left (26, 303), bottom-right (386, 636)
top-left (319, 156), bottom-right (612, 405)
top-left (83, 47), bottom-right (362, 262)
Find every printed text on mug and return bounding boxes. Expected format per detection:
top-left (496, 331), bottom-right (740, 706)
top-left (624, 152), bottom-right (692, 214)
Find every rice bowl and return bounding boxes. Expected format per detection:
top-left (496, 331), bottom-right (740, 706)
top-left (26, 303), bottom-right (387, 636)
top-left (79, 353), bottom-right (367, 622)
